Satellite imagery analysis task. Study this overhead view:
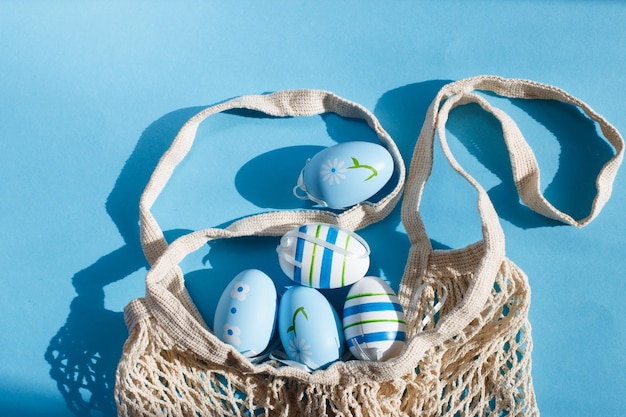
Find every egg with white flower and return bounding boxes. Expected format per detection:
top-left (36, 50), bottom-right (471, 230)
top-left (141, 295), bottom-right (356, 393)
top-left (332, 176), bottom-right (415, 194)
top-left (343, 276), bottom-right (406, 361)
top-left (293, 141), bottom-right (395, 209)
top-left (278, 286), bottom-right (344, 370)
top-left (213, 269), bottom-right (277, 358)
top-left (277, 223), bottom-right (370, 289)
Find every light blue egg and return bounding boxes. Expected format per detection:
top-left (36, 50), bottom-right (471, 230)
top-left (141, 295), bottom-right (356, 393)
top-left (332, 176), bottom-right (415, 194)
top-left (214, 269), bottom-right (277, 357)
top-left (278, 286), bottom-right (344, 370)
top-left (294, 141), bottom-right (394, 209)
top-left (343, 276), bottom-right (406, 361)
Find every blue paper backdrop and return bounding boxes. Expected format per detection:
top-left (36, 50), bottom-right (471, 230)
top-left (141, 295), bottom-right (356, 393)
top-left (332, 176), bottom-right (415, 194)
top-left (1, 2), bottom-right (625, 416)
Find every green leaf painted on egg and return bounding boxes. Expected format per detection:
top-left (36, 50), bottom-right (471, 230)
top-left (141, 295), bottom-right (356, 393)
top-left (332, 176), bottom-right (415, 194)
top-left (287, 306), bottom-right (308, 338)
top-left (348, 157), bottom-right (378, 181)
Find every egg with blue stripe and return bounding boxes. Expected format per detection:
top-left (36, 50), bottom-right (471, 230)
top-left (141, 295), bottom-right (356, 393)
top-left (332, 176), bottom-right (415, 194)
top-left (343, 276), bottom-right (406, 361)
top-left (277, 223), bottom-right (370, 289)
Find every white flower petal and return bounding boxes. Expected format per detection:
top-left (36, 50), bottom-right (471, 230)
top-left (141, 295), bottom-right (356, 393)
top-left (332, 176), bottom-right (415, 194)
top-left (223, 324), bottom-right (241, 346)
top-left (230, 282), bottom-right (250, 301)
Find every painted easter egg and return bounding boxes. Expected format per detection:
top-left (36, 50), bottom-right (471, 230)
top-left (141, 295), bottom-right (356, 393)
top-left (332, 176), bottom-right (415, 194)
top-left (278, 286), bottom-right (344, 370)
top-left (293, 141), bottom-right (395, 209)
top-left (277, 223), bottom-right (370, 289)
top-left (213, 269), bottom-right (278, 358)
top-left (343, 276), bottom-right (406, 361)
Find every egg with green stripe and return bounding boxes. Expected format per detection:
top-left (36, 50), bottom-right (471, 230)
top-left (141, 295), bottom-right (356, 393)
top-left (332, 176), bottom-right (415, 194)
top-left (343, 276), bottom-right (406, 361)
top-left (277, 223), bottom-right (370, 289)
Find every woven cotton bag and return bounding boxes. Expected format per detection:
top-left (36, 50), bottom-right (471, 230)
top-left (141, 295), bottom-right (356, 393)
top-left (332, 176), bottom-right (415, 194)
top-left (115, 77), bottom-right (623, 416)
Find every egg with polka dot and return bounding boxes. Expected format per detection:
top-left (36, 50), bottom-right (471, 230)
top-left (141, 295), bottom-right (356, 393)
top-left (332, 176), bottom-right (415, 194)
top-left (213, 269), bottom-right (278, 357)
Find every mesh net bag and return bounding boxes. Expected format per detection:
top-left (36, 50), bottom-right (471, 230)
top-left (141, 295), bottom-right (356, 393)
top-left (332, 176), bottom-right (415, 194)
top-left (114, 77), bottom-right (624, 416)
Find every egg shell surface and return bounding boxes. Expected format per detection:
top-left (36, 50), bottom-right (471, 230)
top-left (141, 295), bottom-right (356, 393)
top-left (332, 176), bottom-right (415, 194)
top-left (277, 223), bottom-right (370, 289)
top-left (278, 286), bottom-right (344, 370)
top-left (213, 269), bottom-right (277, 357)
top-left (301, 141), bottom-right (394, 209)
top-left (343, 276), bottom-right (406, 361)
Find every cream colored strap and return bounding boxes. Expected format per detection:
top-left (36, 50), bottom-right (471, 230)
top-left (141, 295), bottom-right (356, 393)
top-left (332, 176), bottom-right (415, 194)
top-left (139, 89), bottom-right (405, 266)
top-left (135, 90), bottom-right (406, 378)
top-left (135, 79), bottom-right (624, 383)
top-left (449, 76), bottom-right (623, 228)
top-left (400, 75), bottom-right (624, 342)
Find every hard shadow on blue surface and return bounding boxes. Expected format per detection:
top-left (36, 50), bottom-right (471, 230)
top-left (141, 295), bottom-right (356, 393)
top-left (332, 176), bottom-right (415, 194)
top-left (445, 95), bottom-right (615, 229)
top-left (190, 110), bottom-right (397, 326)
top-left (511, 96), bottom-right (615, 220)
top-left (45, 107), bottom-right (206, 417)
top-left (188, 82), bottom-right (451, 322)
top-left (189, 86), bottom-right (452, 329)
top-left (374, 80), bottom-right (453, 166)
top-left (234, 108), bottom-right (384, 211)
top-left (184, 236), bottom-right (293, 330)
top-left (235, 145), bottom-right (324, 210)
top-left (45, 81), bottom-right (564, 416)
top-left (374, 80), bottom-right (457, 252)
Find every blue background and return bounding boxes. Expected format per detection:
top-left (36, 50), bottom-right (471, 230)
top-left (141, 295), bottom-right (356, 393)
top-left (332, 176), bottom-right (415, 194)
top-left (1, 2), bottom-right (625, 416)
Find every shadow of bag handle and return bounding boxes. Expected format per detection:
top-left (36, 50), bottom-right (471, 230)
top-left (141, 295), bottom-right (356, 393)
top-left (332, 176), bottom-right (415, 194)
top-left (126, 90), bottom-right (407, 381)
top-left (126, 78), bottom-right (624, 385)
top-left (399, 75), bottom-right (624, 339)
top-left (138, 89), bottom-right (406, 267)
